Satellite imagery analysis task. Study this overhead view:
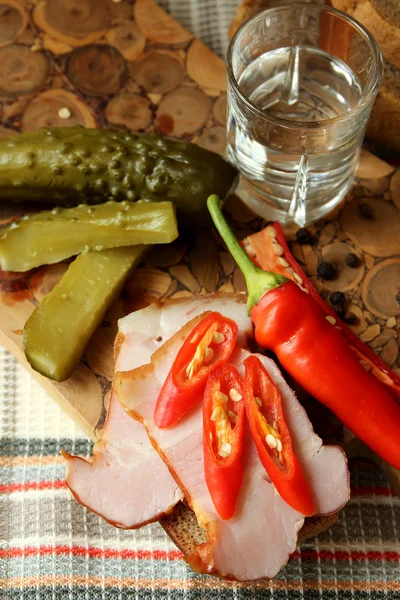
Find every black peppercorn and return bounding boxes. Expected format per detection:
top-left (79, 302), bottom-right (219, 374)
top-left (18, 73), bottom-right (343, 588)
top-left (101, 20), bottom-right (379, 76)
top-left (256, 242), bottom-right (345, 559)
top-left (345, 253), bottom-right (360, 268)
top-left (330, 291), bottom-right (345, 306)
top-left (295, 227), bottom-right (312, 245)
top-left (317, 261), bottom-right (336, 280)
top-left (358, 203), bottom-right (373, 220)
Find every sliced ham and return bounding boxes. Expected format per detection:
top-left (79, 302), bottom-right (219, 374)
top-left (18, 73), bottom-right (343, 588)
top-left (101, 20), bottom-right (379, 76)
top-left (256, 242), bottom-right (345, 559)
top-left (63, 390), bottom-right (183, 528)
top-left (114, 318), bottom-right (350, 581)
top-left (116, 292), bottom-right (253, 372)
top-left (64, 294), bottom-right (252, 529)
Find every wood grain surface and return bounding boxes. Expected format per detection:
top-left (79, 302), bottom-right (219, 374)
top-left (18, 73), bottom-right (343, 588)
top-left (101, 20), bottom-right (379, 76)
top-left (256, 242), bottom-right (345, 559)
top-left (0, 0), bottom-right (399, 453)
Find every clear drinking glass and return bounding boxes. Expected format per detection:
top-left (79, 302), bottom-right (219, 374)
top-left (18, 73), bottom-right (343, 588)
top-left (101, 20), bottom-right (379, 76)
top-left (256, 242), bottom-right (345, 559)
top-left (227, 4), bottom-right (383, 226)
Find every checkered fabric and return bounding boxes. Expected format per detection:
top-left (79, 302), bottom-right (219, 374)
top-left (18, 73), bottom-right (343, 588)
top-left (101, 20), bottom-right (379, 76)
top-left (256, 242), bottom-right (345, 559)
top-left (1, 1), bottom-right (400, 598)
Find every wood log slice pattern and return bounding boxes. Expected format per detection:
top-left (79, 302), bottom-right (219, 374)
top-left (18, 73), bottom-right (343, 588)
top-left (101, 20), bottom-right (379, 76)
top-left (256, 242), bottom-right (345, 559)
top-left (0, 0), bottom-right (398, 445)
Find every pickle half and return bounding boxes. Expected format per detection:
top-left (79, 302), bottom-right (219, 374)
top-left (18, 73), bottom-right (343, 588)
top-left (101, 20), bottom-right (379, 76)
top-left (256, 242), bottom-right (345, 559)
top-left (0, 201), bottom-right (177, 272)
top-left (23, 246), bottom-right (147, 382)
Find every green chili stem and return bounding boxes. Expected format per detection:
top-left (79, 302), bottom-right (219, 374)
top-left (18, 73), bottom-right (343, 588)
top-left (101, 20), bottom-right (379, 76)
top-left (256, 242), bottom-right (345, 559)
top-left (207, 194), bottom-right (288, 311)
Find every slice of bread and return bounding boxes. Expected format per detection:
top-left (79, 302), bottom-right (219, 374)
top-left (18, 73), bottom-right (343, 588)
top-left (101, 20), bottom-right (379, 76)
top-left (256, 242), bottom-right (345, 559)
top-left (331, 0), bottom-right (400, 69)
top-left (161, 501), bottom-right (339, 560)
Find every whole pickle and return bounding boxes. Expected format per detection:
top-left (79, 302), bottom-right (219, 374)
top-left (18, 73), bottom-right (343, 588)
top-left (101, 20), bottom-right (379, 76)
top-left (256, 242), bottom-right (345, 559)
top-left (0, 128), bottom-right (238, 223)
top-left (24, 245), bottom-right (147, 382)
top-left (0, 200), bottom-right (177, 272)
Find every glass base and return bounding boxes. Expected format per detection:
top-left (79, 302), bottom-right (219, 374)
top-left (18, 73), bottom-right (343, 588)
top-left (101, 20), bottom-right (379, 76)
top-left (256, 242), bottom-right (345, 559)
top-left (236, 176), bottom-right (353, 226)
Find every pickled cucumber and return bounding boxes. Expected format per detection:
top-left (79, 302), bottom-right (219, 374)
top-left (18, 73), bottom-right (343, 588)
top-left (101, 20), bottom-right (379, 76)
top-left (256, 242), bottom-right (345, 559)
top-left (24, 245), bottom-right (147, 382)
top-left (0, 127), bottom-right (238, 223)
top-left (0, 200), bottom-right (177, 272)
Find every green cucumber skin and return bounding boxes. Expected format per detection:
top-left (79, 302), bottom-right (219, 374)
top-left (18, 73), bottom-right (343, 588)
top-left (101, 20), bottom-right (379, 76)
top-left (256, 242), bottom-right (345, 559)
top-left (0, 127), bottom-right (238, 223)
top-left (0, 200), bottom-right (177, 272)
top-left (23, 246), bottom-right (147, 382)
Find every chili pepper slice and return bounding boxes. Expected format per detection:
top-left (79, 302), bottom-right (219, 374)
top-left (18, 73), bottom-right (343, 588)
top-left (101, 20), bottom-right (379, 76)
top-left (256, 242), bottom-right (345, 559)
top-left (243, 355), bottom-right (314, 516)
top-left (154, 312), bottom-right (238, 428)
top-left (207, 194), bottom-right (400, 470)
top-left (203, 363), bottom-right (245, 520)
top-left (242, 221), bottom-right (400, 401)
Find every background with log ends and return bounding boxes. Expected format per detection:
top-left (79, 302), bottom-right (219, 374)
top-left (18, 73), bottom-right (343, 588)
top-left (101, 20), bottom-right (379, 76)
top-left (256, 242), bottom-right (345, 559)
top-left (0, 0), bottom-right (399, 445)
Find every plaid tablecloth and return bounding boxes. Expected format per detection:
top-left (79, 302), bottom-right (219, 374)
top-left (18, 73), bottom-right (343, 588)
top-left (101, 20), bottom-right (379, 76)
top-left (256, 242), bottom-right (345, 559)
top-left (1, 1), bottom-right (400, 598)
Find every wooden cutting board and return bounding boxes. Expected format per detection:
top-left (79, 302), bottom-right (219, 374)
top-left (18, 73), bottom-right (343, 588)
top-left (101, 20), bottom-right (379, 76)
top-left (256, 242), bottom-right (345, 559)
top-left (0, 0), bottom-right (399, 449)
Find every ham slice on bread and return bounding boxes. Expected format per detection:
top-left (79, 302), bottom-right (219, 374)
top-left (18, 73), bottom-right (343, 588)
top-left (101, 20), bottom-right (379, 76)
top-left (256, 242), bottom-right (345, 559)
top-left (63, 390), bottom-right (183, 529)
top-left (114, 311), bottom-right (350, 581)
top-left (63, 295), bottom-right (252, 528)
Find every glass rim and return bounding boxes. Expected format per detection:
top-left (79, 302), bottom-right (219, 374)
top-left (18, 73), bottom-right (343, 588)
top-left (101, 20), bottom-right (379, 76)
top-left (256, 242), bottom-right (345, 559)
top-left (227, 2), bottom-right (383, 130)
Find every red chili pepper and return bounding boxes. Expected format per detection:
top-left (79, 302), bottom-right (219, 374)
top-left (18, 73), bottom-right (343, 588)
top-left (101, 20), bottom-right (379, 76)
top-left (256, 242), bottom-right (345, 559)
top-left (243, 221), bottom-right (400, 401)
top-left (207, 194), bottom-right (400, 470)
top-left (154, 312), bottom-right (238, 428)
top-left (203, 363), bottom-right (245, 520)
top-left (243, 355), bottom-right (314, 516)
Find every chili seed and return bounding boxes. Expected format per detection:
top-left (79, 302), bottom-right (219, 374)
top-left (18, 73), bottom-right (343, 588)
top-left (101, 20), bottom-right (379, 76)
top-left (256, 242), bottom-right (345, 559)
top-left (211, 407), bottom-right (225, 422)
top-left (228, 410), bottom-right (237, 422)
top-left (330, 291), bottom-right (345, 306)
top-left (255, 396), bottom-right (262, 406)
top-left (295, 227), bottom-right (312, 245)
top-left (293, 273), bottom-right (303, 286)
top-left (325, 315), bottom-right (336, 325)
top-left (204, 347), bottom-right (214, 363)
top-left (345, 253), bottom-right (360, 268)
top-left (272, 242), bottom-right (284, 256)
top-left (276, 438), bottom-right (283, 453)
top-left (212, 331), bottom-right (225, 344)
top-left (317, 261), bottom-right (336, 280)
top-left (215, 391), bottom-right (228, 403)
top-left (358, 203), bottom-right (374, 220)
top-left (278, 257), bottom-right (289, 268)
top-left (243, 239), bottom-right (256, 257)
top-left (229, 389), bottom-right (242, 402)
top-left (265, 434), bottom-right (277, 449)
top-left (396, 291), bottom-right (400, 307)
top-left (219, 442), bottom-right (232, 458)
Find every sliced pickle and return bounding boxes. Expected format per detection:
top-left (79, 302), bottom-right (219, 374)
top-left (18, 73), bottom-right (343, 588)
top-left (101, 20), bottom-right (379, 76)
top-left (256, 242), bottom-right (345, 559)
top-left (24, 245), bottom-right (147, 382)
top-left (0, 201), bottom-right (177, 272)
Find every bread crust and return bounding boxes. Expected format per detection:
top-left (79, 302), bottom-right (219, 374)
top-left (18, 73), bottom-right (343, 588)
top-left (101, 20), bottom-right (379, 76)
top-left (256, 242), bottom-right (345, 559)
top-left (161, 502), bottom-right (339, 568)
top-left (331, 0), bottom-right (400, 69)
top-left (367, 82), bottom-right (400, 151)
